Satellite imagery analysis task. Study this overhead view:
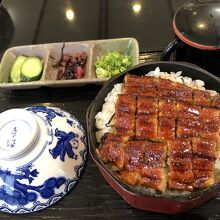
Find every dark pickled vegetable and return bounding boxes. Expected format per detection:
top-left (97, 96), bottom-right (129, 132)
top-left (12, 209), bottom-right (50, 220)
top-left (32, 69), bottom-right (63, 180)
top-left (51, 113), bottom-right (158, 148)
top-left (54, 52), bottom-right (87, 80)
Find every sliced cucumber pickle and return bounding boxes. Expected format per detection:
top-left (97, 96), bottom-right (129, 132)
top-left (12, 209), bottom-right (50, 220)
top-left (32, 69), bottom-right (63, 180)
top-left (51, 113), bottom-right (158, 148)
top-left (21, 56), bottom-right (43, 82)
top-left (9, 55), bottom-right (27, 83)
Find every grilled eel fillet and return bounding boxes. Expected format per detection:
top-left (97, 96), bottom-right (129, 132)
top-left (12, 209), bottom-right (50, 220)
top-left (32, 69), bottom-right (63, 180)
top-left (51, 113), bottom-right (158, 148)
top-left (97, 74), bottom-right (220, 192)
top-left (124, 74), bottom-right (220, 109)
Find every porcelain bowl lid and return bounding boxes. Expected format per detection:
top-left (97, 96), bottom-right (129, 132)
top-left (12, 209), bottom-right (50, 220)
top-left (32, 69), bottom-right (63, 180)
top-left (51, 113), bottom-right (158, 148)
top-left (0, 106), bottom-right (87, 214)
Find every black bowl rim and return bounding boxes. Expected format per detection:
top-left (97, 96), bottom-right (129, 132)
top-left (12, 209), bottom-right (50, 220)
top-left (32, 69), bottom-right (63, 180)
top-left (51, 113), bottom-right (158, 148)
top-left (87, 61), bottom-right (220, 202)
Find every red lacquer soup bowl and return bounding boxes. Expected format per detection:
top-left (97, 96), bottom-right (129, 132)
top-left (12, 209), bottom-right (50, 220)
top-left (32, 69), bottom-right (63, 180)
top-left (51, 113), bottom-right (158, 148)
top-left (86, 61), bottom-right (220, 214)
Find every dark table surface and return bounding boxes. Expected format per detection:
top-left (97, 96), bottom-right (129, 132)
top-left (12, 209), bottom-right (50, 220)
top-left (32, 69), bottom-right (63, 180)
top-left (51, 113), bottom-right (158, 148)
top-left (0, 0), bottom-right (220, 219)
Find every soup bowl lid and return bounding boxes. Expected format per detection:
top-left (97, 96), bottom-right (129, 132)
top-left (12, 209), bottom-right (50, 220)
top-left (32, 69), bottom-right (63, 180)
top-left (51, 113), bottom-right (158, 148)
top-left (0, 106), bottom-right (87, 214)
top-left (173, 0), bottom-right (220, 50)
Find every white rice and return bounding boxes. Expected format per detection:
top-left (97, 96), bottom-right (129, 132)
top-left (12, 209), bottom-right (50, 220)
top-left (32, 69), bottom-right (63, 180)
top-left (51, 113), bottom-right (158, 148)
top-left (95, 67), bottom-right (218, 142)
top-left (147, 67), bottom-right (217, 96)
top-left (95, 83), bottom-right (123, 142)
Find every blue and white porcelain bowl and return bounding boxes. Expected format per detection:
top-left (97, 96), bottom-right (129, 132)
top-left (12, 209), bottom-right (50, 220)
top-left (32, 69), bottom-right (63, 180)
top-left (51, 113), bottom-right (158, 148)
top-left (0, 106), bottom-right (87, 214)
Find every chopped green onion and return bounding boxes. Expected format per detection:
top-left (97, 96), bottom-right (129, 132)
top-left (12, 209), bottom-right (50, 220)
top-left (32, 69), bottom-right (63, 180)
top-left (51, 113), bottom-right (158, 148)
top-left (95, 52), bottom-right (132, 78)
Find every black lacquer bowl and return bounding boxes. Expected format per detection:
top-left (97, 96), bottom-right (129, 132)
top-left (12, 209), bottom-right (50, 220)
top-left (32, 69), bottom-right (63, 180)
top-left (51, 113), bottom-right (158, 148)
top-left (87, 61), bottom-right (220, 214)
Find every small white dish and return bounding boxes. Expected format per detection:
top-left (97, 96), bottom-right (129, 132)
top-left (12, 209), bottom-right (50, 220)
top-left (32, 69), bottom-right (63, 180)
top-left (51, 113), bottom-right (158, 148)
top-left (0, 106), bottom-right (87, 214)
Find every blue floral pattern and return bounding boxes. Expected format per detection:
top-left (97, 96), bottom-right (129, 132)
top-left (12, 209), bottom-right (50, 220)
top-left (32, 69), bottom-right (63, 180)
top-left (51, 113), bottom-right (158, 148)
top-left (0, 166), bottom-right (66, 206)
top-left (0, 141), bottom-right (87, 214)
top-left (49, 128), bottom-right (79, 162)
top-left (67, 119), bottom-right (73, 126)
top-left (26, 106), bottom-right (65, 126)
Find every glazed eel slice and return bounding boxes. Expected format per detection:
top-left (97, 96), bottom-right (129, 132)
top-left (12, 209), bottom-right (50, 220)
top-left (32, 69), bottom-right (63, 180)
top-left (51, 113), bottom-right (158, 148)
top-left (167, 139), bottom-right (194, 191)
top-left (120, 141), bottom-right (167, 192)
top-left (167, 138), bottom-right (216, 191)
top-left (136, 96), bottom-right (158, 139)
top-left (140, 141), bottom-right (167, 192)
top-left (157, 78), bottom-right (193, 104)
top-left (192, 138), bottom-right (216, 189)
top-left (120, 141), bottom-right (145, 186)
top-left (176, 102), bottom-right (220, 140)
top-left (115, 94), bottom-right (136, 137)
top-left (97, 133), bottom-right (129, 170)
top-left (124, 74), bottom-right (193, 103)
top-left (193, 90), bottom-right (212, 107)
top-left (124, 74), bottom-right (158, 98)
top-left (124, 74), bottom-right (159, 88)
top-left (176, 102), bottom-right (202, 138)
top-left (158, 99), bottom-right (176, 140)
top-left (124, 74), bottom-right (220, 109)
top-left (211, 93), bottom-right (220, 109)
top-left (194, 90), bottom-right (220, 109)
top-left (199, 108), bottom-right (220, 140)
